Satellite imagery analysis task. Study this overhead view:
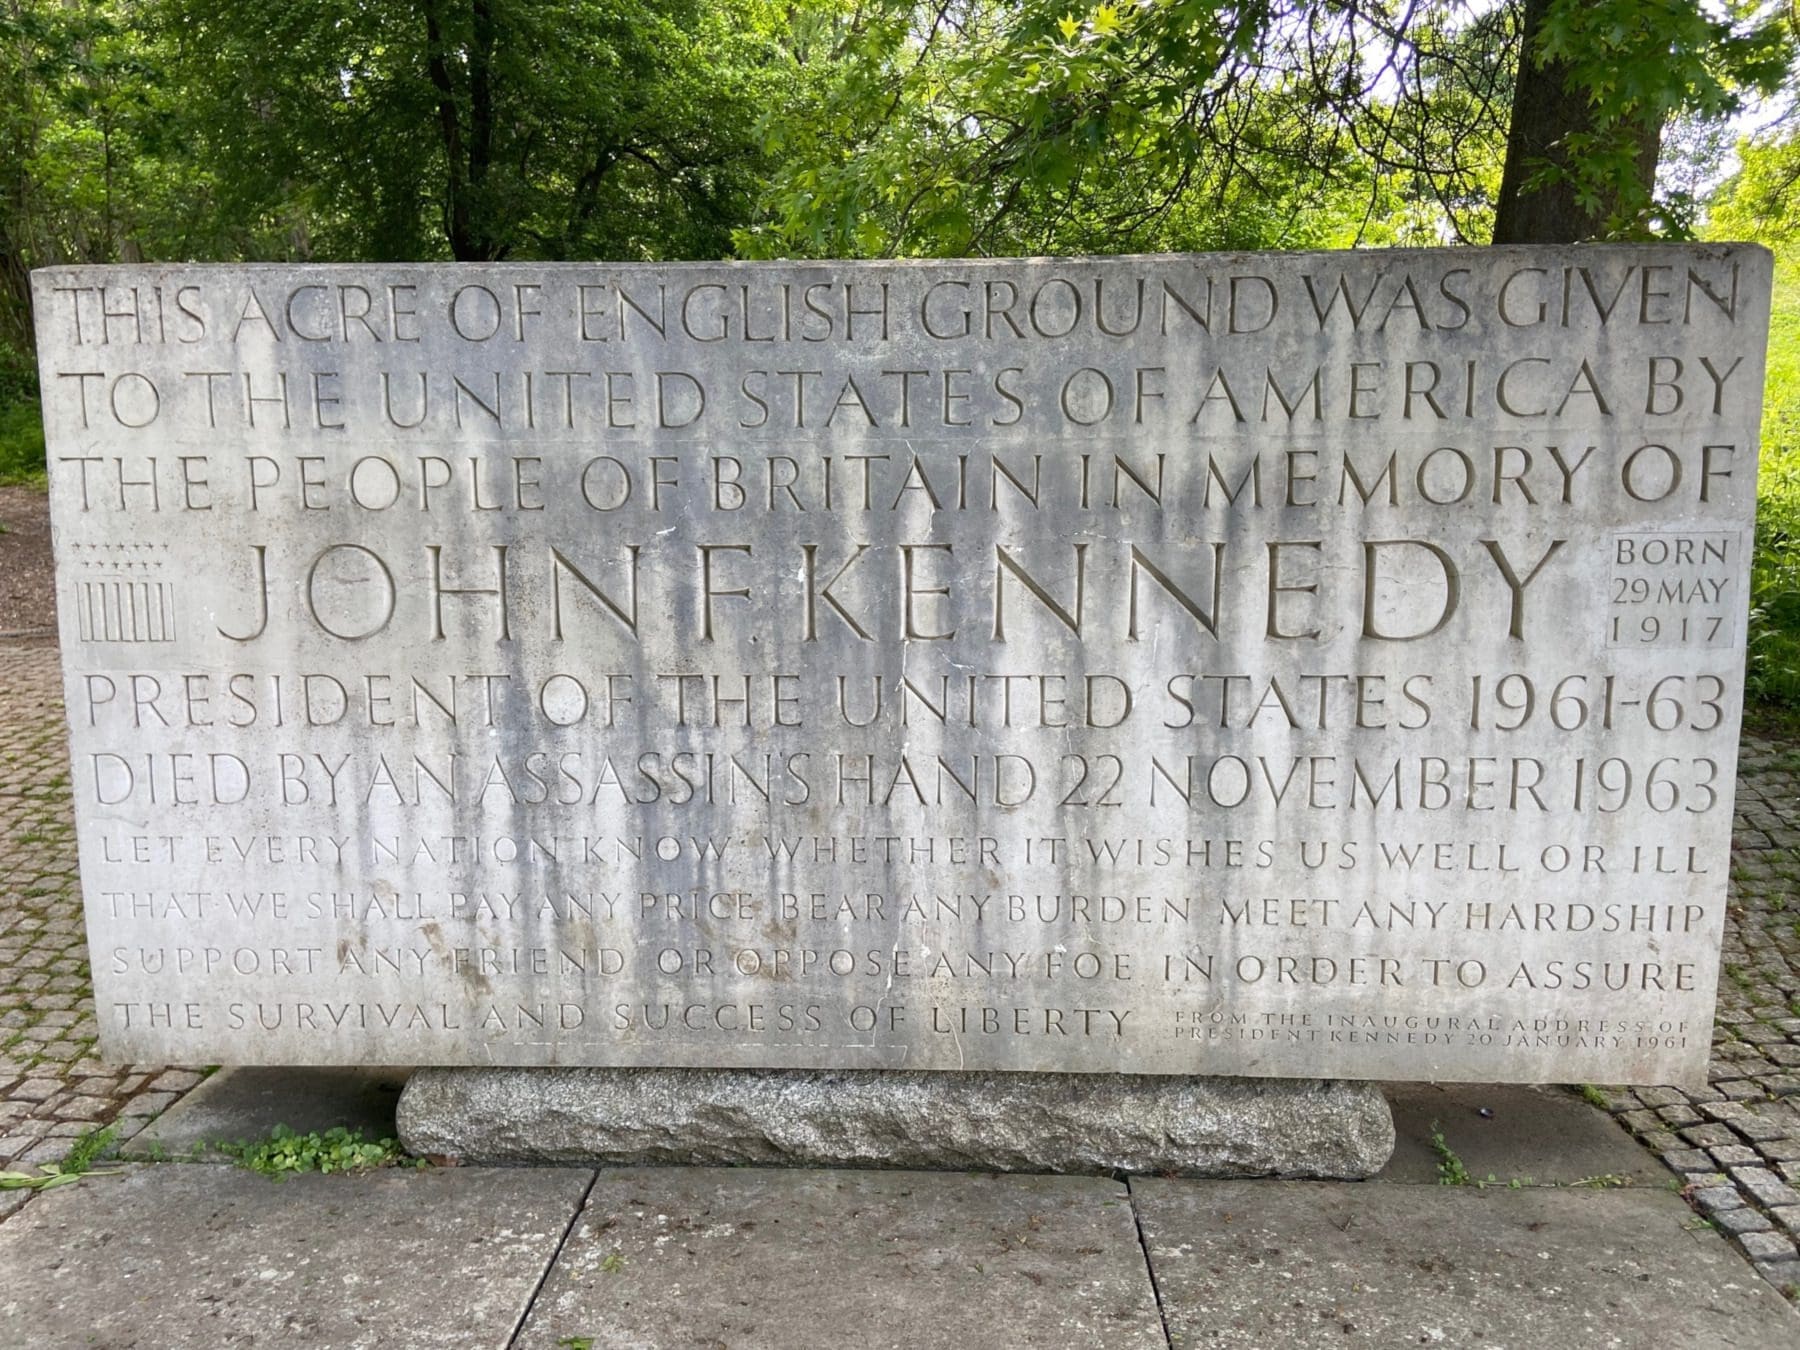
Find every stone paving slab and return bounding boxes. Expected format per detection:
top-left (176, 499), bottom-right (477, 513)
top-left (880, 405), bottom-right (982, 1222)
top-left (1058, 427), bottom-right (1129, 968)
top-left (1132, 1178), bottom-right (1800, 1349)
top-left (123, 1065), bottom-right (410, 1160)
top-left (513, 1167), bottom-right (1165, 1350)
top-left (0, 1163), bottom-right (593, 1349)
top-left (1380, 1082), bottom-right (1664, 1187)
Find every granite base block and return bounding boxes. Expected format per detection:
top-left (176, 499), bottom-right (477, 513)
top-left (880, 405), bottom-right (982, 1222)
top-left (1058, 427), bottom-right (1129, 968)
top-left (397, 1068), bottom-right (1394, 1179)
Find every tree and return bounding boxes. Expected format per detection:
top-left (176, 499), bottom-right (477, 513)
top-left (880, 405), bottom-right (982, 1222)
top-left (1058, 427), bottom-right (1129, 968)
top-left (0, 0), bottom-right (809, 399)
top-left (1710, 129), bottom-right (1800, 244)
top-left (1494, 0), bottom-right (1789, 243)
top-left (742, 0), bottom-right (1410, 258)
top-left (161, 0), bottom-right (799, 263)
top-left (0, 1), bottom-right (196, 358)
top-left (742, 0), bottom-right (1792, 259)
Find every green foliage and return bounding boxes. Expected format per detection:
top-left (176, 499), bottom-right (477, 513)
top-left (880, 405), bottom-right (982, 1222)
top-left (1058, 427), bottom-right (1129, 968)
top-left (160, 0), bottom-right (798, 263)
top-left (0, 4), bottom-right (200, 340)
top-left (0, 1163), bottom-right (95, 1191)
top-left (1426, 1121), bottom-right (1535, 1189)
top-left (60, 1124), bottom-right (118, 1173)
top-left (0, 1126), bottom-right (121, 1191)
top-left (216, 1124), bottom-right (421, 1180)
top-left (1713, 133), bottom-right (1800, 247)
top-left (0, 341), bottom-right (36, 408)
top-left (743, 0), bottom-right (1787, 258)
top-left (742, 0), bottom-right (1407, 258)
top-left (0, 0), bottom-right (802, 367)
top-left (1428, 1120), bottom-right (1474, 1186)
top-left (0, 335), bottom-right (43, 483)
top-left (0, 0), bottom-right (1789, 299)
top-left (1746, 250), bottom-right (1800, 707)
top-left (1530, 0), bottom-right (1790, 238)
top-left (0, 400), bottom-right (46, 487)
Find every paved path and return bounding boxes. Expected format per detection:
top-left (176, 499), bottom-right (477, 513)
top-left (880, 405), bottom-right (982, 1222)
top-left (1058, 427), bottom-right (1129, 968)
top-left (0, 639), bottom-right (202, 1177)
top-left (1593, 729), bottom-right (1800, 1291)
top-left (0, 1151), bottom-right (1794, 1349)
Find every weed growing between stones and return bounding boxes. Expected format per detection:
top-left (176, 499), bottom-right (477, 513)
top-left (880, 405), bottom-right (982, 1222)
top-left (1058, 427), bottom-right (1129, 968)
top-left (1429, 1122), bottom-right (1475, 1186)
top-left (215, 1124), bottom-right (424, 1180)
top-left (0, 1125), bottom-right (121, 1191)
top-left (60, 1124), bottom-right (117, 1172)
top-left (1428, 1122), bottom-right (1537, 1189)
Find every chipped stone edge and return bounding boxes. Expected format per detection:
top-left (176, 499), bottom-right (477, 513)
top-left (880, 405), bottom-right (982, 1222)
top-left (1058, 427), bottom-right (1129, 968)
top-left (396, 1067), bottom-right (1395, 1180)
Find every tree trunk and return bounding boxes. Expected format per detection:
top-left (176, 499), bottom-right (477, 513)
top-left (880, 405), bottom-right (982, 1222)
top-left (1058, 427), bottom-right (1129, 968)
top-left (1492, 0), bottom-right (1661, 244)
top-left (421, 0), bottom-right (503, 260)
top-left (0, 232), bottom-right (33, 354)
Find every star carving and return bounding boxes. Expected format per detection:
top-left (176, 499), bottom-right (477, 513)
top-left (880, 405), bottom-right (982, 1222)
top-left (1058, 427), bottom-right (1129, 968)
top-left (68, 541), bottom-right (168, 573)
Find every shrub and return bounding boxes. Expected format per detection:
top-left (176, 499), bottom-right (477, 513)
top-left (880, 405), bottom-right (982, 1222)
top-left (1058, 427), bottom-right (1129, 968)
top-left (0, 399), bottom-right (45, 486)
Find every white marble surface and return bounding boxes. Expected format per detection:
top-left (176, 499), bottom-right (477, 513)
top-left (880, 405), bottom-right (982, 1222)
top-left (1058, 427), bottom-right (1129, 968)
top-left (31, 247), bottom-right (1771, 1082)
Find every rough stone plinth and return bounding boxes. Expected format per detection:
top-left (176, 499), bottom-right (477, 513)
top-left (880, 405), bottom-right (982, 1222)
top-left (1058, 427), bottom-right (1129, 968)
top-left (397, 1067), bottom-right (1394, 1178)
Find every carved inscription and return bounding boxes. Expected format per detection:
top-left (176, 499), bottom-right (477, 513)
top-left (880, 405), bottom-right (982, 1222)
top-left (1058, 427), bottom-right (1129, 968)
top-left (33, 249), bottom-right (1770, 1082)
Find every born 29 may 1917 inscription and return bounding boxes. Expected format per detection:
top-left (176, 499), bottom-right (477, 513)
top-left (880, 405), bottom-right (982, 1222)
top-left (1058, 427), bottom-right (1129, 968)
top-left (32, 247), bottom-right (1770, 1085)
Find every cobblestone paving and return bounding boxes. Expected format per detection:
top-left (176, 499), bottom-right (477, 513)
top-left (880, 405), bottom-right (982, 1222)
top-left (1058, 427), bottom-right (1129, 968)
top-left (1595, 730), bottom-right (1800, 1297)
top-left (0, 640), bottom-right (201, 1183)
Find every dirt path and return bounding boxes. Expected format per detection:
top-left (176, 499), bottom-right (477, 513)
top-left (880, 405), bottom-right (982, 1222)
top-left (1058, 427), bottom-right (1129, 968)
top-left (0, 488), bottom-right (54, 636)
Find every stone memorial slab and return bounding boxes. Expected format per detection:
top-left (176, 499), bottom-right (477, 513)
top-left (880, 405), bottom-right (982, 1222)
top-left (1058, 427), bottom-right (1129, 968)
top-left (31, 247), bottom-right (1770, 1083)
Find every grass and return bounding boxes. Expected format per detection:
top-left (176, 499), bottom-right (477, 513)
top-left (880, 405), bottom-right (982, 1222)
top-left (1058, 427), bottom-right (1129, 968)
top-left (1749, 248), bottom-right (1800, 706)
top-left (60, 1124), bottom-right (119, 1173)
